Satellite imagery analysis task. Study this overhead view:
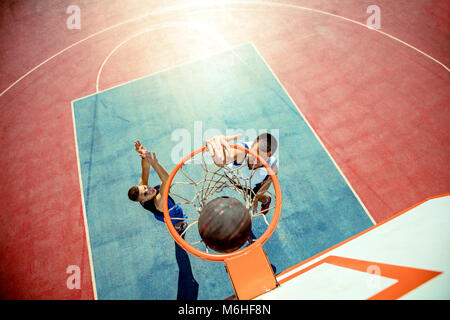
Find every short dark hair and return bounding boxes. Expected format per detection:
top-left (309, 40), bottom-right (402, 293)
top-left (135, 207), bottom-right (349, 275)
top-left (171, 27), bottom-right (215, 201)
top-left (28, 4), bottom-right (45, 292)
top-left (255, 132), bottom-right (278, 154)
top-left (128, 186), bottom-right (140, 201)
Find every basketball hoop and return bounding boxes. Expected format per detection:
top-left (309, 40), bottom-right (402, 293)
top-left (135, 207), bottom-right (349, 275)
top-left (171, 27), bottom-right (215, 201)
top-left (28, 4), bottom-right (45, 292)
top-left (162, 141), bottom-right (282, 262)
top-left (162, 139), bottom-right (282, 299)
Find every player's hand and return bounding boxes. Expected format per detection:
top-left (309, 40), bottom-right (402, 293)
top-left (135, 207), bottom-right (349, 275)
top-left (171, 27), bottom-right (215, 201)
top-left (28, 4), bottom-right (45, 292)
top-left (134, 140), bottom-right (147, 158)
top-left (143, 150), bottom-right (158, 165)
top-left (205, 134), bottom-right (242, 164)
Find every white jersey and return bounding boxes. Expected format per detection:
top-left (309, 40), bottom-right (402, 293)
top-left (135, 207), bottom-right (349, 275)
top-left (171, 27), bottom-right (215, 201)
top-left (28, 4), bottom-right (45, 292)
top-left (226, 140), bottom-right (278, 190)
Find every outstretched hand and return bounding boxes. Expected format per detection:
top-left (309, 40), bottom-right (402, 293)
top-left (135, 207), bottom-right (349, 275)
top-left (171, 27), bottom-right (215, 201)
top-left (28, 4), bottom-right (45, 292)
top-left (134, 140), bottom-right (147, 158)
top-left (205, 134), bottom-right (242, 164)
top-left (134, 140), bottom-right (159, 165)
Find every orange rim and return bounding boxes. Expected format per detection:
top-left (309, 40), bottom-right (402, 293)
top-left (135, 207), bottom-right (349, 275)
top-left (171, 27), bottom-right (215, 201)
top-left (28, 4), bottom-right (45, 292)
top-left (162, 143), bottom-right (282, 262)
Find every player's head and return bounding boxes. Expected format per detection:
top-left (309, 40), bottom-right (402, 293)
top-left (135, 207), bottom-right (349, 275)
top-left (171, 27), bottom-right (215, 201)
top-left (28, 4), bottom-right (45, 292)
top-left (248, 132), bottom-right (278, 166)
top-left (128, 185), bottom-right (157, 202)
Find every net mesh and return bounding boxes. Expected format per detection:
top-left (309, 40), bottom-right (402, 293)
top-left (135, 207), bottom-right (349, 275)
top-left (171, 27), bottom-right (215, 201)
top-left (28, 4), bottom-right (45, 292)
top-left (166, 149), bottom-right (276, 252)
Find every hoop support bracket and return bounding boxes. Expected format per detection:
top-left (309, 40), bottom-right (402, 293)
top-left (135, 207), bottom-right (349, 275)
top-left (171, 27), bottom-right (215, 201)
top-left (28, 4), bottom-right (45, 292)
top-left (224, 243), bottom-right (279, 300)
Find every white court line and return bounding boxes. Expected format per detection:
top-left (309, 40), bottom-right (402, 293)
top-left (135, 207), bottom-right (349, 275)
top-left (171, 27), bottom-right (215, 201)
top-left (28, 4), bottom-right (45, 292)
top-left (1, 0), bottom-right (449, 98)
top-left (73, 42), bottom-right (250, 102)
top-left (95, 20), bottom-right (247, 93)
top-left (70, 101), bottom-right (98, 300)
top-left (250, 43), bottom-right (377, 225)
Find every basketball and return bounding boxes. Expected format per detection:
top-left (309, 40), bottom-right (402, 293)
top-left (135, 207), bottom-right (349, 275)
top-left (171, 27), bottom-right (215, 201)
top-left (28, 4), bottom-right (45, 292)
top-left (198, 196), bottom-right (252, 253)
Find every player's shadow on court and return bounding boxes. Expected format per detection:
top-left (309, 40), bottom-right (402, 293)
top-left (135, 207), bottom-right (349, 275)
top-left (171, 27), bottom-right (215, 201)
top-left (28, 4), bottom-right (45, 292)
top-left (175, 240), bottom-right (199, 300)
top-left (174, 231), bottom-right (276, 300)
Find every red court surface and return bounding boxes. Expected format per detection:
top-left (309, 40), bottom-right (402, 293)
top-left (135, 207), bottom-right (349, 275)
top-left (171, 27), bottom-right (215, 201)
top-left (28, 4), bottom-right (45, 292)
top-left (0, 0), bottom-right (448, 299)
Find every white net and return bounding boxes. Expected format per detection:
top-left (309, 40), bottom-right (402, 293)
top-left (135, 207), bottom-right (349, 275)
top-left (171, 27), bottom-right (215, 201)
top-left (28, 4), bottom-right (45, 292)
top-left (166, 149), bottom-right (277, 252)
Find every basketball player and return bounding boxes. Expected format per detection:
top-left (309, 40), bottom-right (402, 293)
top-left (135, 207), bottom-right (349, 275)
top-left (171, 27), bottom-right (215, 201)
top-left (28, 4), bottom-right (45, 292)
top-left (128, 140), bottom-right (187, 234)
top-left (205, 132), bottom-right (278, 215)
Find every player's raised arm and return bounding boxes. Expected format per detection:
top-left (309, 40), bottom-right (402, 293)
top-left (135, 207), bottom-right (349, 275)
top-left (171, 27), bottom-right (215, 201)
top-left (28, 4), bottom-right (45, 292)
top-left (134, 140), bottom-right (150, 185)
top-left (144, 151), bottom-right (170, 192)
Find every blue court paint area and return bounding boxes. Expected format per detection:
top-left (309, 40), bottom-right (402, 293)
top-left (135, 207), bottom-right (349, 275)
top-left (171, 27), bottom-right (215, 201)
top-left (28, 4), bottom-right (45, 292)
top-left (72, 43), bottom-right (373, 299)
